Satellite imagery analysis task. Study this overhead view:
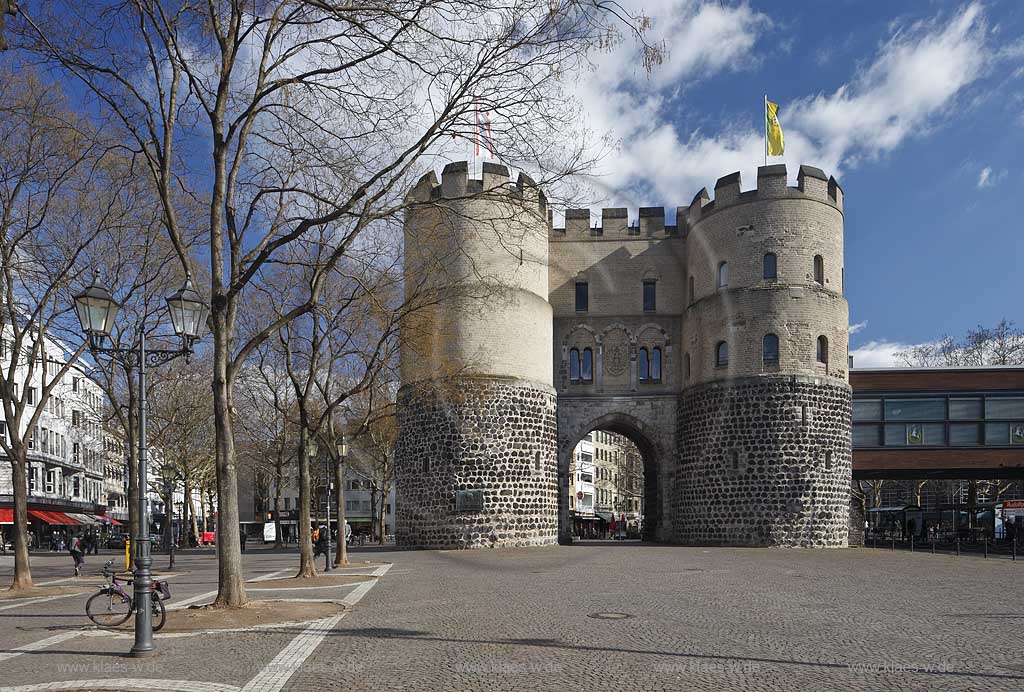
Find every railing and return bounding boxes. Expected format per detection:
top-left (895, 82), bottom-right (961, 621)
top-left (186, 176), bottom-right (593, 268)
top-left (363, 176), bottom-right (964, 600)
top-left (865, 532), bottom-right (1020, 561)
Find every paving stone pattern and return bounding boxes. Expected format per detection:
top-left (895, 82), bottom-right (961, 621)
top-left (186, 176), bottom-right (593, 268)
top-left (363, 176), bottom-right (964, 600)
top-left (283, 543), bottom-right (1024, 692)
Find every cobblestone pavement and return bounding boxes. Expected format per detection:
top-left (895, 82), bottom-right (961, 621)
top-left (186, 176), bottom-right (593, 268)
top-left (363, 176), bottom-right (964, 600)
top-left (289, 542), bottom-right (1024, 692)
top-left (0, 547), bottom-right (387, 691)
top-left (3, 543), bottom-right (1024, 691)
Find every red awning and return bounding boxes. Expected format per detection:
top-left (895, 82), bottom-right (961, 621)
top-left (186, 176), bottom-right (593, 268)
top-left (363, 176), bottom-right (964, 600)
top-left (96, 515), bottom-right (122, 526)
top-left (0, 508), bottom-right (13, 524)
top-left (28, 510), bottom-right (81, 525)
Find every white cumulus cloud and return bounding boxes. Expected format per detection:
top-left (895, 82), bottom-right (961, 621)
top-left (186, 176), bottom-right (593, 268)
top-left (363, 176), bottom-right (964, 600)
top-left (850, 340), bottom-right (915, 368)
top-left (575, 1), bottom-right (997, 205)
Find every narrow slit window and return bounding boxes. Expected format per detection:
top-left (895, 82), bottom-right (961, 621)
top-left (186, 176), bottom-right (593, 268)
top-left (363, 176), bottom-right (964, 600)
top-left (643, 280), bottom-right (656, 312)
top-left (639, 348), bottom-right (649, 382)
top-left (575, 281), bottom-right (588, 311)
top-left (762, 333), bottom-right (779, 365)
top-left (814, 255), bottom-right (824, 285)
top-left (569, 348), bottom-right (580, 383)
top-left (716, 341), bottom-right (729, 367)
top-left (817, 335), bottom-right (829, 364)
top-left (651, 347), bottom-right (662, 383)
top-left (763, 253), bottom-right (777, 280)
top-left (717, 262), bottom-right (728, 289)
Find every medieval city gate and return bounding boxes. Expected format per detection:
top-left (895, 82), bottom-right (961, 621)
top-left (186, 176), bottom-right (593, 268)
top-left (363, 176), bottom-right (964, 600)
top-left (395, 161), bottom-right (853, 550)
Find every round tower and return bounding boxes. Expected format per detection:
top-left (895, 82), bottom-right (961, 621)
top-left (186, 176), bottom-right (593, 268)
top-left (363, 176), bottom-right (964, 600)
top-left (676, 164), bottom-right (851, 547)
top-left (395, 161), bottom-right (558, 549)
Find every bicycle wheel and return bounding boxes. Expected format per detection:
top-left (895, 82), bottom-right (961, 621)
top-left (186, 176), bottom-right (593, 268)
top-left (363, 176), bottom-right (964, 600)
top-left (86, 590), bottom-right (133, 627)
top-left (151, 596), bottom-right (167, 632)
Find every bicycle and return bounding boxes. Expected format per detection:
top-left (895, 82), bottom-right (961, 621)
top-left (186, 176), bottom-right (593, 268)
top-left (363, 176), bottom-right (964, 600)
top-left (85, 559), bottom-right (170, 631)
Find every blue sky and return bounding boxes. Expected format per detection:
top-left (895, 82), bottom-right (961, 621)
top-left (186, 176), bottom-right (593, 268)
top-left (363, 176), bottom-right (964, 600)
top-left (574, 0), bottom-right (1024, 366)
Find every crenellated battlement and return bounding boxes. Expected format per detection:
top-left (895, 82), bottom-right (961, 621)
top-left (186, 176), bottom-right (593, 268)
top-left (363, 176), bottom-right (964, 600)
top-left (406, 161), bottom-right (547, 218)
top-left (549, 164), bottom-right (841, 240)
top-left (689, 164), bottom-right (842, 226)
top-left (550, 206), bottom-right (689, 239)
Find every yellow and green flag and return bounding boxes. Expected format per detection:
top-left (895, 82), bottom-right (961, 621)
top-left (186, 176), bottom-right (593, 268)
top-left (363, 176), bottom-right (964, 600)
top-left (765, 98), bottom-right (785, 157)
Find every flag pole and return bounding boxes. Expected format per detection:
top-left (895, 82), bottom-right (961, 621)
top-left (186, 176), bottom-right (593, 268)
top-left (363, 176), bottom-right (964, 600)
top-left (763, 94), bottom-right (768, 167)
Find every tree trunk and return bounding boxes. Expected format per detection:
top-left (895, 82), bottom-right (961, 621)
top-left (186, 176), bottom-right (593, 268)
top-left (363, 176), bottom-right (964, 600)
top-left (185, 479), bottom-right (200, 545)
top-left (296, 425), bottom-right (316, 577)
top-left (369, 485), bottom-right (377, 543)
top-left (211, 330), bottom-right (248, 607)
top-left (273, 456), bottom-right (283, 549)
top-left (334, 460), bottom-right (348, 567)
top-left (9, 453), bottom-right (33, 591)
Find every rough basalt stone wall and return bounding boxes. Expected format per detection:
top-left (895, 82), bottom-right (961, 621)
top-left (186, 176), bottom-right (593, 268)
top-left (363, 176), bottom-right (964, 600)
top-left (395, 377), bottom-right (558, 549)
top-left (848, 493), bottom-right (866, 547)
top-left (674, 375), bottom-right (852, 547)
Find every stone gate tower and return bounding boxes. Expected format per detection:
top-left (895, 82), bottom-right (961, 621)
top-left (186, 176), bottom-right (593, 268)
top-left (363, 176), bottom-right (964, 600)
top-left (397, 161), bottom-right (852, 550)
top-left (674, 165), bottom-right (851, 547)
top-left (394, 162), bottom-right (559, 549)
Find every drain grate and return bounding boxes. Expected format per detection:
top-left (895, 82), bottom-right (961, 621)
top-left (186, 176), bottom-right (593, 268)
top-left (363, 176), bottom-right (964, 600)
top-left (588, 612), bottom-right (632, 620)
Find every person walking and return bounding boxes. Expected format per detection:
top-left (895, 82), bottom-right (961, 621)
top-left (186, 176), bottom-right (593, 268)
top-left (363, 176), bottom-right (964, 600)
top-left (69, 535), bottom-right (85, 577)
top-left (314, 525), bottom-right (328, 558)
top-left (240, 530), bottom-right (248, 553)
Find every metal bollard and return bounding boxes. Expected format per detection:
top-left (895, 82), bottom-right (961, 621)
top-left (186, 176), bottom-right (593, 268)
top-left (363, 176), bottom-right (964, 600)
top-left (891, 536), bottom-right (896, 552)
top-left (931, 539), bottom-right (935, 555)
top-left (984, 539), bottom-right (988, 559)
top-left (956, 537), bottom-right (960, 556)
top-left (910, 535), bottom-right (914, 553)
top-left (1013, 540), bottom-right (1017, 562)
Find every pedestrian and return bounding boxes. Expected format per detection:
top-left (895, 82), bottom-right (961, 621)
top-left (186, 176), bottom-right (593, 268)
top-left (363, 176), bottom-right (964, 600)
top-left (314, 525), bottom-right (327, 558)
top-left (344, 521), bottom-right (352, 546)
top-left (240, 530), bottom-right (248, 553)
top-left (69, 535), bottom-right (85, 577)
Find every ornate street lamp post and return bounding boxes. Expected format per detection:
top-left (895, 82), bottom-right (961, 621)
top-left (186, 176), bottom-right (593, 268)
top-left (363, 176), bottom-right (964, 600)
top-left (73, 274), bottom-right (207, 658)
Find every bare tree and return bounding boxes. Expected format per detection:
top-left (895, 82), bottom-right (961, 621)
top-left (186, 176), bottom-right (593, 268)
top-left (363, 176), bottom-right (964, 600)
top-left (147, 357), bottom-right (216, 548)
top-left (896, 319), bottom-right (1024, 367)
top-left (23, 0), bottom-right (654, 605)
top-left (0, 68), bottom-right (158, 590)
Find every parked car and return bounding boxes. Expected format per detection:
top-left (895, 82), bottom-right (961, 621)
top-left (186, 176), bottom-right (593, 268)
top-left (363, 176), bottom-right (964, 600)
top-left (105, 534), bottom-right (128, 549)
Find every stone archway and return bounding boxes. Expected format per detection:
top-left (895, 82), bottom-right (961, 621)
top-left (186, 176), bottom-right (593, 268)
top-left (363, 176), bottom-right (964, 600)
top-left (556, 396), bottom-right (678, 544)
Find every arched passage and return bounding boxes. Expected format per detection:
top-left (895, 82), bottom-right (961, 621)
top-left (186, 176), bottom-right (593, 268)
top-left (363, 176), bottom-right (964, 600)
top-left (556, 399), bottom-right (678, 544)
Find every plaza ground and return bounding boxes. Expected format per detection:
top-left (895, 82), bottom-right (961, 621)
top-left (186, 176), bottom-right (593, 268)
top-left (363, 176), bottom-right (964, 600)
top-left (1, 543), bottom-right (1022, 691)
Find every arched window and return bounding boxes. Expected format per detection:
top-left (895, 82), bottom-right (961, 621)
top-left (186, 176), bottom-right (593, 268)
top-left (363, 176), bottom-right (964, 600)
top-left (716, 341), bottom-right (729, 367)
top-left (581, 348), bottom-right (593, 382)
top-left (684, 352), bottom-right (691, 380)
top-left (717, 261), bottom-right (728, 289)
top-left (762, 333), bottom-right (779, 365)
top-left (816, 335), bottom-right (828, 364)
top-left (814, 255), bottom-right (824, 285)
top-left (569, 348), bottom-right (580, 383)
top-left (638, 348), bottom-right (649, 382)
top-left (763, 252), bottom-right (777, 280)
top-left (651, 347), bottom-right (662, 382)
